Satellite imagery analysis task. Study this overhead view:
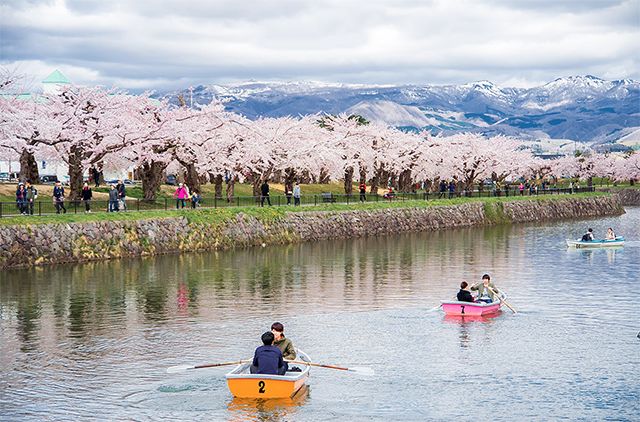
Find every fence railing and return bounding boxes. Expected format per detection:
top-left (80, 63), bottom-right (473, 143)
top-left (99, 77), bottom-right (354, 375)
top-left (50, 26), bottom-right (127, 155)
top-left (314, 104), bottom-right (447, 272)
top-left (0, 186), bottom-right (595, 218)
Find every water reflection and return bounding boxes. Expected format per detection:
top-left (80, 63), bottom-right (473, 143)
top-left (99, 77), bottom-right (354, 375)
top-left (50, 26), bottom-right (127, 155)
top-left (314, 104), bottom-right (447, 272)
top-left (566, 246), bottom-right (624, 265)
top-left (0, 208), bottom-right (638, 421)
top-left (443, 313), bottom-right (502, 349)
top-left (226, 386), bottom-right (309, 421)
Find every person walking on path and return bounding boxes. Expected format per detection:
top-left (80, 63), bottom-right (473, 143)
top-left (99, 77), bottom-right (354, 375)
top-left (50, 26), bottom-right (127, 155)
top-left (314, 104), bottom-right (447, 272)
top-left (108, 184), bottom-right (119, 212)
top-left (53, 181), bottom-right (66, 214)
top-left (439, 180), bottom-right (447, 198)
top-left (285, 183), bottom-right (293, 205)
top-left (293, 182), bottom-right (301, 206)
top-left (260, 181), bottom-right (271, 206)
top-left (25, 181), bottom-right (38, 215)
top-left (190, 190), bottom-right (200, 208)
top-left (16, 183), bottom-right (27, 215)
top-left (448, 181), bottom-right (455, 199)
top-left (116, 180), bottom-right (127, 211)
top-left (359, 182), bottom-right (367, 202)
top-left (81, 182), bottom-right (93, 213)
top-left (174, 183), bottom-right (188, 209)
top-left (519, 182), bottom-right (524, 196)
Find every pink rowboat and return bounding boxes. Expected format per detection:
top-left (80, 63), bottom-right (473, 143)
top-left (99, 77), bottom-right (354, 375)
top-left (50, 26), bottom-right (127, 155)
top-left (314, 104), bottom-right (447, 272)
top-left (441, 293), bottom-right (506, 316)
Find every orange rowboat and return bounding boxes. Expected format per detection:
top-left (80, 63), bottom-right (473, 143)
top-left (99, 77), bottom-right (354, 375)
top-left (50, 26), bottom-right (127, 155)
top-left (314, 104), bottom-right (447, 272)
top-left (225, 350), bottom-right (311, 399)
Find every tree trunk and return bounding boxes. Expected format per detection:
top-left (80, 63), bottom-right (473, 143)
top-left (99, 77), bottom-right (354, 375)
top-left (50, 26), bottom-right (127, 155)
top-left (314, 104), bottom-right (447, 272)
top-left (369, 165), bottom-right (383, 195)
top-left (183, 163), bottom-right (201, 192)
top-left (214, 174), bottom-right (223, 199)
top-left (252, 176), bottom-right (261, 201)
top-left (359, 166), bottom-right (367, 184)
top-left (284, 167), bottom-right (296, 187)
top-left (344, 167), bottom-right (354, 195)
top-left (587, 176), bottom-right (593, 188)
top-left (68, 145), bottom-right (84, 200)
top-left (318, 168), bottom-right (329, 184)
top-left (19, 149), bottom-right (39, 183)
top-left (388, 172), bottom-right (397, 190)
top-left (398, 169), bottom-right (412, 192)
top-left (141, 161), bottom-right (166, 201)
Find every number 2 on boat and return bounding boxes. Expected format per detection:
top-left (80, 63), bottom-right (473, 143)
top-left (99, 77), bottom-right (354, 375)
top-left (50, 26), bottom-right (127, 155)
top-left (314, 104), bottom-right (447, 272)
top-left (258, 380), bottom-right (266, 393)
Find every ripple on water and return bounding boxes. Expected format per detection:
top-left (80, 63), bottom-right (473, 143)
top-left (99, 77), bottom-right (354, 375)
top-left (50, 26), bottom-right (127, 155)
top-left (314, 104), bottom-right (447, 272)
top-left (0, 208), bottom-right (638, 421)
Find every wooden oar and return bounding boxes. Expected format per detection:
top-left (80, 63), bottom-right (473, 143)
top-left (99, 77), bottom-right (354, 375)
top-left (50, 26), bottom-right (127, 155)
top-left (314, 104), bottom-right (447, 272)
top-left (286, 360), bottom-right (374, 376)
top-left (166, 359), bottom-right (251, 374)
top-left (487, 286), bottom-right (517, 314)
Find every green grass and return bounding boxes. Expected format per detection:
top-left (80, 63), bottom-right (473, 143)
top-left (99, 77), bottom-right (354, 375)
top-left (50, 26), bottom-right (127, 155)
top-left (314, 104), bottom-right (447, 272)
top-left (0, 191), bottom-right (609, 226)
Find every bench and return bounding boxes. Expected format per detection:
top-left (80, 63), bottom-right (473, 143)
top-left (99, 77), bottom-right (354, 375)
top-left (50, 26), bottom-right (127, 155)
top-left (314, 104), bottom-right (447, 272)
top-left (321, 192), bottom-right (336, 203)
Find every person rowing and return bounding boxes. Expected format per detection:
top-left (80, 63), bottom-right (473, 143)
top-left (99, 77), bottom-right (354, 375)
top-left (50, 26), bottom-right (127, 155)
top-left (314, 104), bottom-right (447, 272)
top-left (271, 322), bottom-right (301, 372)
top-left (470, 274), bottom-right (500, 303)
top-left (457, 281), bottom-right (475, 302)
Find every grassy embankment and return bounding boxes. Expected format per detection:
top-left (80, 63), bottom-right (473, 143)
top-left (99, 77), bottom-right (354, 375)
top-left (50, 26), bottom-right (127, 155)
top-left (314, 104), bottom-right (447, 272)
top-left (0, 191), bottom-right (609, 227)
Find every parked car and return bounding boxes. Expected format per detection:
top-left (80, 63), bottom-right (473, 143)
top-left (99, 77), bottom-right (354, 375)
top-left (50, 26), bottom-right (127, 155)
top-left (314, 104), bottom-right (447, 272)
top-left (40, 175), bottom-right (59, 184)
top-left (0, 172), bottom-right (19, 182)
top-left (166, 174), bottom-right (177, 185)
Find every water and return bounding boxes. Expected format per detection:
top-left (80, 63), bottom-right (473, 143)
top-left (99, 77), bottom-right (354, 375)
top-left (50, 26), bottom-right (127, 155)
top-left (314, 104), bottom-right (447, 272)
top-left (1, 208), bottom-right (639, 421)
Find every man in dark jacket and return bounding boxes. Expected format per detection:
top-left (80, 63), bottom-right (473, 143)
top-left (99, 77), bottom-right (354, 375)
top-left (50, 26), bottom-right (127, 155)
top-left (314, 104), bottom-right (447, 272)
top-left (251, 332), bottom-right (286, 375)
top-left (260, 181), bottom-right (271, 207)
top-left (457, 281), bottom-right (474, 302)
top-left (53, 181), bottom-right (66, 214)
top-left (25, 181), bottom-right (38, 215)
top-left (108, 185), bottom-right (119, 212)
top-left (116, 180), bottom-right (126, 211)
top-left (81, 182), bottom-right (93, 213)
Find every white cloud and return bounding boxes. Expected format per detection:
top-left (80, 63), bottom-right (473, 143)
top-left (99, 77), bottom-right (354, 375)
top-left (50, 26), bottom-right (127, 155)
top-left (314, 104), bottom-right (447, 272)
top-left (1, 0), bottom-right (638, 88)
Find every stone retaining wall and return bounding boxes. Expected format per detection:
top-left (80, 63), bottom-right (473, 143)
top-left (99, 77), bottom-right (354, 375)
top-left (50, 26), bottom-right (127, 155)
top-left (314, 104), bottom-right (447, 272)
top-left (0, 195), bottom-right (625, 269)
top-left (613, 188), bottom-right (640, 206)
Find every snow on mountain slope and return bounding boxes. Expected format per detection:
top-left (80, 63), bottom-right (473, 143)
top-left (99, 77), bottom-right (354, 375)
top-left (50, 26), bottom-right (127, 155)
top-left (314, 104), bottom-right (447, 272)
top-left (346, 100), bottom-right (436, 127)
top-left (159, 75), bottom-right (640, 142)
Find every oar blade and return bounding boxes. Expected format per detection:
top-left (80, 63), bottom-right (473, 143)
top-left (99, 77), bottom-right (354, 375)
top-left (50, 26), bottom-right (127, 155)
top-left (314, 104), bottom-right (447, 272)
top-left (166, 364), bottom-right (195, 374)
top-left (348, 366), bottom-right (375, 376)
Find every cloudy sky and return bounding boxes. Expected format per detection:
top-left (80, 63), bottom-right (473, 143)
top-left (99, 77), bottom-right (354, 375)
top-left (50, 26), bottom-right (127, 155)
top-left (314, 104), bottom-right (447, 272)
top-left (1, 0), bottom-right (638, 89)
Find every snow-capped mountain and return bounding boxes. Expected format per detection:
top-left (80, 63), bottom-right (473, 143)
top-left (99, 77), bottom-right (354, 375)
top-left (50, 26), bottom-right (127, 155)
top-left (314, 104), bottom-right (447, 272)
top-left (158, 75), bottom-right (640, 144)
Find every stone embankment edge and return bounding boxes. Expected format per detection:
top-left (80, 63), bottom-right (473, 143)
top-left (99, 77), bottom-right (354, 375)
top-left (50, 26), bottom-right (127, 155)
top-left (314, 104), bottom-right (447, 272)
top-left (609, 188), bottom-right (640, 206)
top-left (0, 195), bottom-right (624, 269)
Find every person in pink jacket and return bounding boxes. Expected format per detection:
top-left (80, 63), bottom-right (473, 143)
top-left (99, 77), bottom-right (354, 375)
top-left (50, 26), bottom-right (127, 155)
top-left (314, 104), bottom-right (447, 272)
top-left (174, 183), bottom-right (188, 208)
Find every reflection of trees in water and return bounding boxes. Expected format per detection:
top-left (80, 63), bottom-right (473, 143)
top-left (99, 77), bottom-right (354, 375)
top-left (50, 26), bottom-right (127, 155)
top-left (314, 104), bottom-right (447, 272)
top-left (16, 296), bottom-right (41, 352)
top-left (1, 223), bottom-right (523, 346)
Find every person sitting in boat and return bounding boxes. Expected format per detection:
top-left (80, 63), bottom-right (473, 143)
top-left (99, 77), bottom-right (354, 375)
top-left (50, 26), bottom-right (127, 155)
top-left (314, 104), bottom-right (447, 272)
top-left (471, 274), bottom-right (500, 303)
top-left (457, 281), bottom-right (474, 302)
top-left (271, 322), bottom-right (298, 372)
top-left (250, 331), bottom-right (286, 376)
top-left (581, 228), bottom-right (595, 242)
top-left (605, 227), bottom-right (616, 240)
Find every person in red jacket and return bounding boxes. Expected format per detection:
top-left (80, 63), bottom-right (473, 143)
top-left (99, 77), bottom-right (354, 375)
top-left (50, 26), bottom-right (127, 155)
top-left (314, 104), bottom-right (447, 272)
top-left (359, 182), bottom-right (366, 202)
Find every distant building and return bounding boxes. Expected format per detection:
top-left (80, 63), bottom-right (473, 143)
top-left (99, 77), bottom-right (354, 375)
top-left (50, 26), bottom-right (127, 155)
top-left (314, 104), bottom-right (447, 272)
top-left (533, 153), bottom-right (564, 160)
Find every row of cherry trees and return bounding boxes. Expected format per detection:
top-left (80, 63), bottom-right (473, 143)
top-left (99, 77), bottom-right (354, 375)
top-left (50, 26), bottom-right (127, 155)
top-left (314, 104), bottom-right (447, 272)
top-left (1, 78), bottom-right (638, 200)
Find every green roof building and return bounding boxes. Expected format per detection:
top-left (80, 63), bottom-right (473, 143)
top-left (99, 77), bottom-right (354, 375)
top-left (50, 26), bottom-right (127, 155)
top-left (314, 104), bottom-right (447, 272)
top-left (42, 69), bottom-right (71, 93)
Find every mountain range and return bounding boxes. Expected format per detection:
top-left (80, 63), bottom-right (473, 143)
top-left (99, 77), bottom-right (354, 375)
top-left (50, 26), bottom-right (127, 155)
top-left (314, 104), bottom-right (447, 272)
top-left (158, 75), bottom-right (640, 146)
